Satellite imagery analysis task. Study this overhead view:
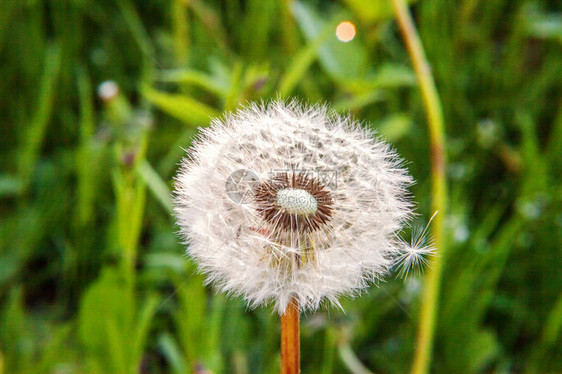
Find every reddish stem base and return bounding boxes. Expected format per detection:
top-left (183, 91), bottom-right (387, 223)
top-left (281, 298), bottom-right (300, 374)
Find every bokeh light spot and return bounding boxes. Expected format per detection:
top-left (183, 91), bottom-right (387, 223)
top-left (336, 21), bottom-right (356, 42)
top-left (97, 80), bottom-right (119, 101)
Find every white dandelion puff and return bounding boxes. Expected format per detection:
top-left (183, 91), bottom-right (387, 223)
top-left (396, 211), bottom-right (438, 279)
top-left (174, 100), bottom-right (416, 314)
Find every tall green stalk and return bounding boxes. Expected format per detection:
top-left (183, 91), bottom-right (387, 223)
top-left (389, 1), bottom-right (448, 373)
top-left (103, 90), bottom-right (150, 284)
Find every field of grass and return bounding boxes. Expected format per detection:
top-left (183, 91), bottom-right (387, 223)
top-left (1, 0), bottom-right (561, 373)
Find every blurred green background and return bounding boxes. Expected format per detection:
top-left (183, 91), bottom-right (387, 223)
top-left (1, 0), bottom-right (561, 373)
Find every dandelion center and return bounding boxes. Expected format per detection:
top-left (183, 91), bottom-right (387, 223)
top-left (254, 172), bottom-right (334, 232)
top-left (276, 188), bottom-right (318, 216)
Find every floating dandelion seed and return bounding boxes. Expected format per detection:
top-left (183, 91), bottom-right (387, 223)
top-left (396, 211), bottom-right (438, 278)
top-left (174, 101), bottom-right (416, 314)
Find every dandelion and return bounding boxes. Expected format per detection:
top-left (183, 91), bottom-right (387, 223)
top-left (174, 101), bottom-right (419, 373)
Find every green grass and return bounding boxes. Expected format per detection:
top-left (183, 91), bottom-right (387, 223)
top-left (1, 0), bottom-right (561, 373)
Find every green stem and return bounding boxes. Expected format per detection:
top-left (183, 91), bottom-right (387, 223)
top-left (389, 1), bottom-right (448, 374)
top-left (171, 0), bottom-right (190, 65)
top-left (338, 343), bottom-right (375, 374)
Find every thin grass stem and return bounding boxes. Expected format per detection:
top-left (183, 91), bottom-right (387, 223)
top-left (390, 1), bottom-right (448, 374)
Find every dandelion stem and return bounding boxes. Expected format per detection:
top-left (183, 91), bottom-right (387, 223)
top-left (281, 297), bottom-right (300, 374)
top-left (390, 1), bottom-right (448, 374)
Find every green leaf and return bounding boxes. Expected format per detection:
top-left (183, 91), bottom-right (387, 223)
top-left (376, 113), bottom-right (412, 142)
top-left (465, 330), bottom-right (499, 373)
top-left (137, 160), bottom-right (173, 214)
top-left (17, 44), bottom-right (61, 189)
top-left (144, 252), bottom-right (188, 273)
top-left (0, 288), bottom-right (32, 373)
top-left (132, 295), bottom-right (159, 370)
top-left (344, 64), bottom-right (417, 92)
top-left (158, 69), bottom-right (227, 98)
top-left (343, 0), bottom-right (417, 23)
top-left (158, 333), bottom-right (186, 374)
top-left (333, 90), bottom-right (385, 112)
top-left (543, 294), bottom-right (562, 346)
top-left (202, 295), bottom-right (225, 372)
top-left (278, 22), bottom-right (333, 97)
top-left (174, 274), bottom-right (207, 369)
top-left (78, 269), bottom-right (134, 371)
top-left (142, 85), bottom-right (219, 126)
top-left (78, 267), bottom-right (159, 373)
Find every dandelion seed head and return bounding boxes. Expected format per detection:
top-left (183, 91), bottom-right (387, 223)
top-left (174, 100), bottom-right (416, 314)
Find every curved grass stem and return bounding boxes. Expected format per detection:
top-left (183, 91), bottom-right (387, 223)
top-left (389, 1), bottom-right (448, 374)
